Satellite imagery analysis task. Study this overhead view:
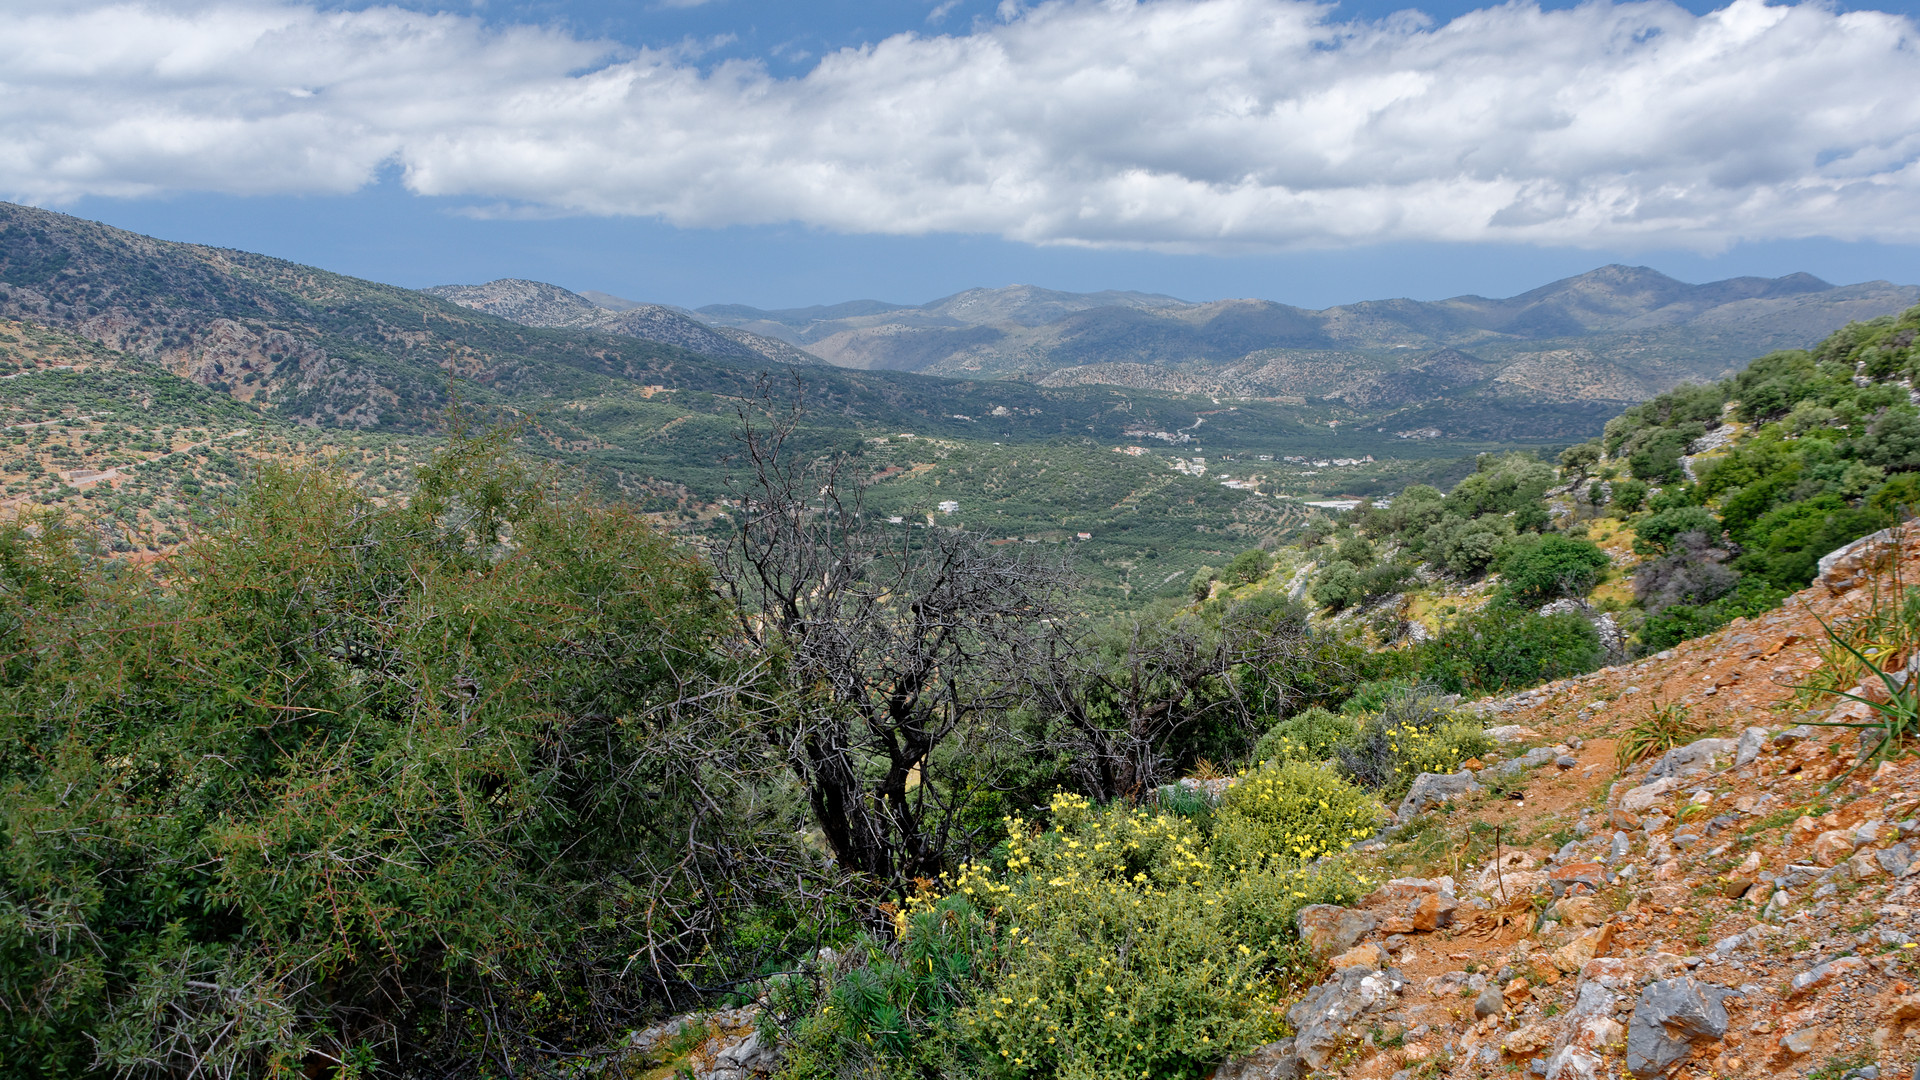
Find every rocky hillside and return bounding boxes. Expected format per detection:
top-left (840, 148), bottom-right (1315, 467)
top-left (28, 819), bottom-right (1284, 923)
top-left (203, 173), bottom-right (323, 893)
top-left (422, 278), bottom-right (821, 366)
top-left (575, 525), bottom-right (1920, 1080)
top-left (1207, 526), bottom-right (1920, 1080)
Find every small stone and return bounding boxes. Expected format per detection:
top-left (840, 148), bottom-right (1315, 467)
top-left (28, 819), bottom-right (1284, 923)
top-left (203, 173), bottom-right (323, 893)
top-left (1812, 830), bottom-right (1856, 867)
top-left (1551, 895), bottom-right (1608, 927)
top-left (1789, 955), bottom-right (1868, 996)
top-left (1722, 850), bottom-right (1762, 898)
top-left (1502, 1022), bottom-right (1552, 1054)
top-left (1557, 755), bottom-right (1579, 769)
top-left (1552, 925), bottom-right (1616, 974)
top-left (1736, 726), bottom-right (1769, 767)
top-left (1474, 983), bottom-right (1505, 1018)
top-left (1781, 1026), bottom-right (1821, 1056)
top-left (1611, 808), bottom-right (1643, 830)
top-left (1330, 942), bottom-right (1390, 970)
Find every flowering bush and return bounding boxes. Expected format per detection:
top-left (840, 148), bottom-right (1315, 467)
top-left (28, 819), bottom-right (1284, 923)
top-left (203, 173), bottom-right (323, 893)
top-left (1211, 761), bottom-right (1387, 868)
top-left (770, 795), bottom-right (1369, 1080)
top-left (1334, 689), bottom-right (1493, 795)
top-left (1250, 707), bottom-right (1357, 764)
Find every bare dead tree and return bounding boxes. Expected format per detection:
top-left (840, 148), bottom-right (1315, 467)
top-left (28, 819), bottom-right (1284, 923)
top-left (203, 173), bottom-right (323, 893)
top-left (712, 382), bottom-right (1074, 897)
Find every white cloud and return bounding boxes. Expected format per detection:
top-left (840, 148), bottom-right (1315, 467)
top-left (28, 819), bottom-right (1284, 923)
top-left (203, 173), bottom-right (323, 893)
top-left (2, 0), bottom-right (1918, 251)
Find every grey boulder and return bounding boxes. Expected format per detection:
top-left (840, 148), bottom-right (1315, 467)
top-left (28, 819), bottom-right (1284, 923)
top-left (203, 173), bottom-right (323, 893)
top-left (1625, 978), bottom-right (1736, 1079)
top-left (1398, 770), bottom-right (1483, 821)
top-left (1644, 738), bottom-right (1735, 782)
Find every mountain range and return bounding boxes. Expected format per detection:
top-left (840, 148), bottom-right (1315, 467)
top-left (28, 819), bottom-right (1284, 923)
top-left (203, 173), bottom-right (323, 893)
top-left (6, 198), bottom-right (1919, 607)
top-left (6, 198), bottom-right (1914, 454)
top-left (428, 268), bottom-right (1919, 424)
top-left (689, 268), bottom-right (1919, 402)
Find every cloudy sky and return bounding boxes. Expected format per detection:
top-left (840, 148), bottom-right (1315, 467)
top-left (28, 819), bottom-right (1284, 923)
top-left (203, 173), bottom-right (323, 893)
top-left (7, 0), bottom-right (1920, 308)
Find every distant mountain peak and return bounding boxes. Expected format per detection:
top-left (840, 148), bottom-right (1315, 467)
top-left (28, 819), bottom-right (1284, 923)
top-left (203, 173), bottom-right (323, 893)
top-left (423, 278), bottom-right (821, 366)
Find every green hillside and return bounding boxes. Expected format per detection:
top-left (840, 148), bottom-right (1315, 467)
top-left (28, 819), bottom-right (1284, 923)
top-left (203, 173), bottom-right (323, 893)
top-left (0, 204), bottom-right (1559, 596)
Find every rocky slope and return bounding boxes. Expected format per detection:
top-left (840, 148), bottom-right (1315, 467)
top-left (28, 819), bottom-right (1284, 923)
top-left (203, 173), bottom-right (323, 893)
top-left (1212, 524), bottom-right (1920, 1080)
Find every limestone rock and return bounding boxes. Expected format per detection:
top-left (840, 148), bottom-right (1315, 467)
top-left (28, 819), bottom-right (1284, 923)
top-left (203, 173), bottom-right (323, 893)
top-left (702, 1027), bottom-right (782, 1080)
top-left (1735, 726), bottom-right (1769, 767)
top-left (1552, 924), bottom-right (1615, 973)
top-left (1877, 841), bottom-right (1915, 877)
top-left (1329, 942), bottom-right (1390, 970)
top-left (1212, 1038), bottom-right (1303, 1080)
top-left (1503, 976), bottom-right (1533, 1007)
top-left (1398, 770), bottom-right (1483, 821)
top-left (1474, 983), bottom-right (1505, 1018)
top-left (1548, 862), bottom-right (1606, 899)
top-left (1817, 526), bottom-right (1900, 592)
top-left (1624, 978), bottom-right (1734, 1079)
top-left (1620, 777), bottom-right (1680, 814)
top-left (1721, 850), bottom-right (1763, 898)
top-left (1502, 1022), bottom-right (1552, 1054)
top-left (1811, 829), bottom-right (1855, 867)
top-left (1285, 966), bottom-right (1407, 1072)
top-left (1780, 1026), bottom-right (1823, 1056)
top-left (1643, 738), bottom-right (1735, 782)
top-left (1295, 905), bottom-right (1379, 958)
top-left (1546, 1045), bottom-right (1605, 1080)
top-left (1789, 955), bottom-right (1868, 997)
top-left (1550, 896), bottom-right (1608, 927)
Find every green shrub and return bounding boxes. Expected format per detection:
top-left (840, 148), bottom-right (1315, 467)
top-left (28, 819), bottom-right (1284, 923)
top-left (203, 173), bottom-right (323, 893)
top-left (1251, 706), bottom-right (1358, 765)
top-left (1418, 607), bottom-right (1604, 695)
top-left (1339, 679), bottom-right (1417, 717)
top-left (1734, 493), bottom-right (1891, 591)
top-left (1628, 427), bottom-right (1697, 483)
top-left (1632, 506), bottom-right (1722, 555)
top-left (1225, 548), bottom-right (1273, 585)
top-left (768, 795), bottom-right (1377, 1080)
top-left (1637, 577), bottom-right (1789, 653)
top-left (1495, 534), bottom-right (1611, 607)
top-left (1311, 560), bottom-right (1364, 610)
top-left (0, 443), bottom-right (756, 1078)
top-left (1332, 690), bottom-right (1492, 795)
top-left (1422, 515), bottom-right (1512, 578)
top-left (1610, 479), bottom-right (1649, 514)
top-left (770, 897), bottom-right (990, 1080)
top-left (1213, 761), bottom-right (1387, 867)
